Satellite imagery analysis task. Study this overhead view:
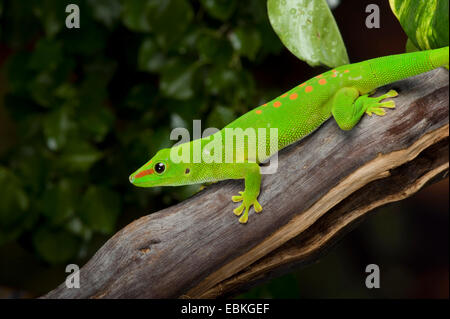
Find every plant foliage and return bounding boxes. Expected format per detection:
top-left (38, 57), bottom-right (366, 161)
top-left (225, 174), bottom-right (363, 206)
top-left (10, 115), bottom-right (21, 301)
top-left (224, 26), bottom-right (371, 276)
top-left (0, 0), bottom-right (284, 264)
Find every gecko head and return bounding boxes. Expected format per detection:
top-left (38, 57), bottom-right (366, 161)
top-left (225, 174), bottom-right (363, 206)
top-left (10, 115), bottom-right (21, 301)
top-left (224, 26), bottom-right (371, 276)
top-left (129, 148), bottom-right (191, 187)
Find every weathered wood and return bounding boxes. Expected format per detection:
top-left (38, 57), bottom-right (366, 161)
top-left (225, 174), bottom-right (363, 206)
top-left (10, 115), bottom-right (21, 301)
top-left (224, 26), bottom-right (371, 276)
top-left (43, 68), bottom-right (449, 299)
top-left (199, 138), bottom-right (449, 298)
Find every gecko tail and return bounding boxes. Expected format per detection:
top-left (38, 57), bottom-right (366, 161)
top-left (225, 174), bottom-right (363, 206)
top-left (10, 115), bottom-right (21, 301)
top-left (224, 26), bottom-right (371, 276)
top-left (367, 46), bottom-right (449, 87)
top-left (429, 46), bottom-right (449, 70)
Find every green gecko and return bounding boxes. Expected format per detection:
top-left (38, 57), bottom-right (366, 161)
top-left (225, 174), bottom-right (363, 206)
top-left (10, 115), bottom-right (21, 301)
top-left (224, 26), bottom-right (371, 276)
top-left (129, 47), bottom-right (449, 224)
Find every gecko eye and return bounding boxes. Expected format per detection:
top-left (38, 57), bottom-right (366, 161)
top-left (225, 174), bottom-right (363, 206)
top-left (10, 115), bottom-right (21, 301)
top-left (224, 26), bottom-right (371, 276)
top-left (154, 162), bottom-right (166, 174)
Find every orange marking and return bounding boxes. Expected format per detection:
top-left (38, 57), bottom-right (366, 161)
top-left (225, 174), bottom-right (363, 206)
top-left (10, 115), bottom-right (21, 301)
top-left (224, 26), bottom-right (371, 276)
top-left (255, 110), bottom-right (262, 114)
top-left (263, 103), bottom-right (267, 106)
top-left (281, 93), bottom-right (288, 98)
top-left (331, 73), bottom-right (337, 77)
top-left (344, 70), bottom-right (349, 73)
top-left (316, 74), bottom-right (323, 78)
top-left (273, 101), bottom-right (282, 108)
top-left (135, 168), bottom-right (154, 178)
top-left (144, 160), bottom-right (153, 168)
top-left (305, 86), bottom-right (313, 93)
top-left (318, 78), bottom-right (327, 85)
top-left (289, 93), bottom-right (298, 100)
top-left (299, 83), bottom-right (306, 87)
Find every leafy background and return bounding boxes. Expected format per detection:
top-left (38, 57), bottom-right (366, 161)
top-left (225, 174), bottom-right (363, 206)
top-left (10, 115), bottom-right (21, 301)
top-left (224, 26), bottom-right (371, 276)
top-left (0, 0), bottom-right (448, 298)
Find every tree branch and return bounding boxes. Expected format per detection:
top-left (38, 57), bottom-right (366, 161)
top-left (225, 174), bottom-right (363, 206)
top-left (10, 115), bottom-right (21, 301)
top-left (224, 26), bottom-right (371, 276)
top-left (43, 68), bottom-right (449, 299)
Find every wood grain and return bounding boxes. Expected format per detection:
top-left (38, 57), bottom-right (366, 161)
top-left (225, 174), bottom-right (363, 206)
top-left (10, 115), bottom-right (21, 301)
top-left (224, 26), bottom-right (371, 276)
top-left (199, 138), bottom-right (449, 298)
top-left (43, 68), bottom-right (449, 299)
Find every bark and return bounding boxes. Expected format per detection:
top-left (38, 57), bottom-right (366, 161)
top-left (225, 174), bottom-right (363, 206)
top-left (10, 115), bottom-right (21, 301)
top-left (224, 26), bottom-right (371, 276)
top-left (43, 68), bottom-right (449, 299)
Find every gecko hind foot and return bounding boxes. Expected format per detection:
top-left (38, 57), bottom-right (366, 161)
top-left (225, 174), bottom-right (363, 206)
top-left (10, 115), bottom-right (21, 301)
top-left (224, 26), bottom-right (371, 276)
top-left (365, 89), bottom-right (398, 116)
top-left (231, 191), bottom-right (262, 224)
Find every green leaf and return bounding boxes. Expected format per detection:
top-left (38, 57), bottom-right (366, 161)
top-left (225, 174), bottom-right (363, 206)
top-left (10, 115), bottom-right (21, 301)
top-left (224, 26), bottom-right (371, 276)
top-left (28, 59), bottom-right (75, 108)
top-left (204, 67), bottom-right (254, 102)
top-left (170, 113), bottom-right (188, 130)
top-left (3, 98), bottom-right (43, 140)
top-left (87, 0), bottom-right (122, 28)
top-left (389, 0), bottom-right (449, 50)
top-left (65, 217), bottom-right (93, 241)
top-left (14, 148), bottom-right (49, 194)
top-left (138, 38), bottom-right (167, 72)
top-left (124, 84), bottom-right (158, 112)
top-left (257, 20), bottom-right (285, 56)
top-left (29, 71), bottom-right (57, 107)
top-left (59, 140), bottom-right (103, 172)
top-left (146, 0), bottom-right (194, 48)
top-left (79, 186), bottom-right (121, 234)
top-left (197, 31), bottom-right (233, 64)
top-left (28, 38), bottom-right (63, 71)
top-left (122, 0), bottom-right (152, 32)
top-left (405, 38), bottom-right (419, 53)
top-left (205, 66), bottom-right (238, 95)
top-left (2, 1), bottom-right (39, 48)
top-left (43, 106), bottom-right (74, 151)
top-left (80, 59), bottom-right (117, 107)
top-left (160, 59), bottom-right (199, 100)
top-left (200, 0), bottom-right (237, 21)
top-left (41, 179), bottom-right (76, 225)
top-left (0, 166), bottom-right (29, 231)
top-left (123, 0), bottom-right (195, 47)
top-left (33, 227), bottom-right (80, 264)
top-left (6, 52), bottom-right (34, 95)
top-left (32, 0), bottom-right (67, 38)
top-left (149, 128), bottom-right (173, 153)
top-left (228, 27), bottom-right (261, 61)
top-left (267, 0), bottom-right (349, 68)
top-left (241, 0), bottom-right (269, 23)
top-left (78, 105), bottom-right (114, 143)
top-left (206, 105), bottom-right (235, 129)
top-left (60, 19), bottom-right (107, 56)
top-left (177, 26), bottom-right (201, 55)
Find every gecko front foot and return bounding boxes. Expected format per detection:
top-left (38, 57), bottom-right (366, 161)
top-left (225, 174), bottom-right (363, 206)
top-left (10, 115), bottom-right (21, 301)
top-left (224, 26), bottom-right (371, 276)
top-left (232, 191), bottom-right (262, 224)
top-left (364, 89), bottom-right (398, 116)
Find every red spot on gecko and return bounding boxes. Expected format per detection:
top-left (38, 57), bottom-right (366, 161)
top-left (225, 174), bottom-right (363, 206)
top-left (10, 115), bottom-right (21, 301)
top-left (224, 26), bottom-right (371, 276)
top-left (316, 74), bottom-right (323, 78)
top-left (299, 83), bottom-right (306, 87)
top-left (135, 168), bottom-right (154, 178)
top-left (255, 110), bottom-right (262, 114)
top-left (281, 93), bottom-right (288, 98)
top-left (318, 78), bottom-right (327, 85)
top-left (331, 73), bottom-right (337, 77)
top-left (344, 70), bottom-right (349, 73)
top-left (273, 101), bottom-right (282, 107)
top-left (305, 86), bottom-right (313, 93)
top-left (289, 93), bottom-right (298, 100)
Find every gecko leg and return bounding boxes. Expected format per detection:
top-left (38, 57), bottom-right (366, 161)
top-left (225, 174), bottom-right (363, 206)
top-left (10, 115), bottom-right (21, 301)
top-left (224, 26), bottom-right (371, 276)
top-left (331, 87), bottom-right (398, 130)
top-left (231, 163), bottom-right (262, 224)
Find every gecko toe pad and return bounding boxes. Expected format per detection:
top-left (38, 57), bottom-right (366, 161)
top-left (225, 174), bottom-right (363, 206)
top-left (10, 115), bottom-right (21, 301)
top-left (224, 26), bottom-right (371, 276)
top-left (365, 89), bottom-right (397, 117)
top-left (232, 191), bottom-right (262, 223)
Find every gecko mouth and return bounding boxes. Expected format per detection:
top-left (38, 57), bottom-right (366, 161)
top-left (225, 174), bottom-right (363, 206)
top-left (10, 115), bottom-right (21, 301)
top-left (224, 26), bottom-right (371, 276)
top-left (129, 167), bottom-right (156, 185)
top-left (130, 177), bottom-right (150, 187)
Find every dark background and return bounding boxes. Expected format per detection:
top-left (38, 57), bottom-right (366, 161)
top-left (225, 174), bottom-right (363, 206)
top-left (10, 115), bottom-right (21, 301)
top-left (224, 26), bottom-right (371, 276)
top-left (0, 0), bottom-right (448, 298)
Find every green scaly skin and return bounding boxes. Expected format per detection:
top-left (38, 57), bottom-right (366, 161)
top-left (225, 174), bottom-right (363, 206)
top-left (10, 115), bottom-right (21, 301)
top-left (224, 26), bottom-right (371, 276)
top-left (129, 47), bottom-right (449, 224)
